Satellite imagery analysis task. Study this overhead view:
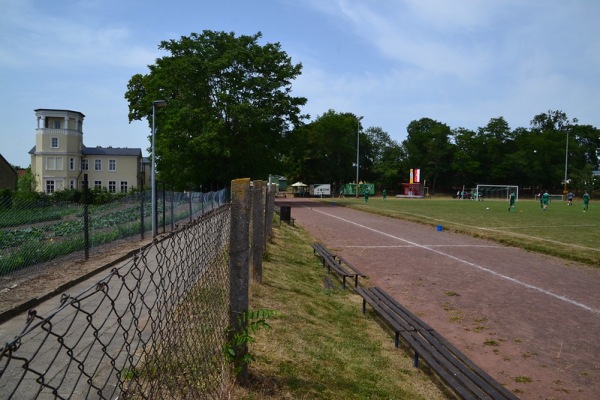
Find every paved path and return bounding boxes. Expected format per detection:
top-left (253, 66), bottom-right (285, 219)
top-left (282, 198), bottom-right (600, 400)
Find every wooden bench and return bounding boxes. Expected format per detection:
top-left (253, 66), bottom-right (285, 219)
top-left (311, 242), bottom-right (366, 289)
top-left (356, 286), bottom-right (518, 400)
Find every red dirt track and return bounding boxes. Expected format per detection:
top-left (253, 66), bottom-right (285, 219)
top-left (280, 197), bottom-right (600, 400)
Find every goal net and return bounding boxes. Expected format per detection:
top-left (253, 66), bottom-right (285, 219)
top-left (534, 193), bottom-right (565, 202)
top-left (474, 184), bottom-right (519, 201)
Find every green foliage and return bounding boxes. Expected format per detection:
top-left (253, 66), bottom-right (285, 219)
top-left (16, 168), bottom-right (35, 194)
top-left (223, 309), bottom-right (275, 374)
top-left (125, 30), bottom-right (307, 190)
top-left (403, 118), bottom-right (454, 193)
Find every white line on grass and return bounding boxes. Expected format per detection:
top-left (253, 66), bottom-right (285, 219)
top-left (314, 208), bottom-right (600, 316)
top-left (379, 208), bottom-right (600, 253)
top-left (341, 244), bottom-right (500, 249)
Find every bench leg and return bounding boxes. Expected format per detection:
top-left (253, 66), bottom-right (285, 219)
top-left (362, 298), bottom-right (366, 314)
top-left (342, 276), bottom-right (347, 289)
top-left (354, 275), bottom-right (359, 287)
top-left (413, 352), bottom-right (419, 368)
top-left (395, 333), bottom-right (399, 348)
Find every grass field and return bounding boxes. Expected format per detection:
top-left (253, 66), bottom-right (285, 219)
top-left (322, 196), bottom-right (600, 267)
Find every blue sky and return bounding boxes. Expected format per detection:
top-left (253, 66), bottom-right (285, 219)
top-left (1, 0), bottom-right (599, 168)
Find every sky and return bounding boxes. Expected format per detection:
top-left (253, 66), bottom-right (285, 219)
top-left (1, 0), bottom-right (599, 168)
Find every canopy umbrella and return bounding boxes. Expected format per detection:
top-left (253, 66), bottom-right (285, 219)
top-left (290, 182), bottom-right (307, 187)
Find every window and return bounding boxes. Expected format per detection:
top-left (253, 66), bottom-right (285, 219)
top-left (81, 159), bottom-right (89, 171)
top-left (46, 157), bottom-right (63, 170)
top-left (109, 159), bottom-right (116, 171)
top-left (53, 121), bottom-right (61, 129)
top-left (108, 181), bottom-right (116, 193)
top-left (94, 181), bottom-right (102, 190)
top-left (69, 158), bottom-right (75, 170)
top-left (51, 137), bottom-right (59, 148)
top-left (94, 159), bottom-right (102, 171)
top-left (120, 181), bottom-right (128, 193)
top-left (46, 180), bottom-right (55, 193)
top-left (70, 180), bottom-right (75, 190)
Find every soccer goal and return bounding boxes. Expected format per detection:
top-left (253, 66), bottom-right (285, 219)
top-left (534, 193), bottom-right (565, 202)
top-left (475, 184), bottom-right (519, 201)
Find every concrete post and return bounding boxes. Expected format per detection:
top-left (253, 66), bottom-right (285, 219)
top-left (229, 178), bottom-right (251, 380)
top-left (264, 183), bottom-right (275, 244)
top-left (251, 180), bottom-right (266, 284)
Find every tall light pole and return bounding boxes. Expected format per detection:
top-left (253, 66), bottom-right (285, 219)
top-left (356, 115), bottom-right (363, 197)
top-left (563, 128), bottom-right (569, 195)
top-left (152, 100), bottom-right (167, 237)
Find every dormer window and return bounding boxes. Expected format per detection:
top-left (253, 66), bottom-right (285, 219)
top-left (51, 137), bottom-right (59, 148)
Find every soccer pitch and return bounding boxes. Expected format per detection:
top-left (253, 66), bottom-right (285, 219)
top-left (326, 197), bottom-right (600, 267)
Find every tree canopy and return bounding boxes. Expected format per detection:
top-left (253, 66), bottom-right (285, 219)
top-left (125, 30), bottom-right (307, 190)
top-left (123, 31), bottom-right (599, 195)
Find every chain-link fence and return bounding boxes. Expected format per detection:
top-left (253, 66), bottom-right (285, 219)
top-left (0, 189), bottom-right (229, 276)
top-left (1, 181), bottom-right (274, 399)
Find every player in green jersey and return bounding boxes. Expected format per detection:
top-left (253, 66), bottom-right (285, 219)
top-left (583, 190), bottom-right (590, 212)
top-left (508, 191), bottom-right (516, 212)
top-left (542, 190), bottom-right (550, 211)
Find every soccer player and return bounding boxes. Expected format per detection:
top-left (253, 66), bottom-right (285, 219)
top-left (508, 191), bottom-right (516, 212)
top-left (542, 190), bottom-right (550, 211)
top-left (567, 191), bottom-right (574, 206)
top-left (382, 189), bottom-right (387, 200)
top-left (583, 190), bottom-right (590, 212)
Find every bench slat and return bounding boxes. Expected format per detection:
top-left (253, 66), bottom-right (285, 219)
top-left (372, 287), bottom-right (515, 399)
top-left (358, 287), bottom-right (482, 398)
top-left (312, 242), bottom-right (364, 288)
top-left (357, 286), bottom-right (517, 400)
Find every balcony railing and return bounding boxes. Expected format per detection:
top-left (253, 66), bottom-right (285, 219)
top-left (36, 128), bottom-right (82, 135)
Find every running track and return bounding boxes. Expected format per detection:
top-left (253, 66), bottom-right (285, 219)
top-left (282, 198), bottom-right (600, 400)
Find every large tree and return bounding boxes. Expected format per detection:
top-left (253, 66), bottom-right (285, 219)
top-left (125, 30), bottom-right (307, 189)
top-left (283, 110), bottom-right (363, 187)
top-left (365, 127), bottom-right (405, 191)
top-left (403, 118), bottom-right (455, 193)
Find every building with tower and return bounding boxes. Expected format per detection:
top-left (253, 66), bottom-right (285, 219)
top-left (29, 109), bottom-right (145, 194)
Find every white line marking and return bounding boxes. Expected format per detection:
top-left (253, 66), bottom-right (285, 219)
top-left (313, 208), bottom-right (600, 315)
top-left (379, 209), bottom-right (600, 253)
top-left (340, 244), bottom-right (500, 249)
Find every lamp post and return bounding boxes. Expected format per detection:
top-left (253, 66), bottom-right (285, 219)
top-left (563, 128), bottom-right (569, 195)
top-left (152, 100), bottom-right (167, 237)
top-left (355, 115), bottom-right (363, 197)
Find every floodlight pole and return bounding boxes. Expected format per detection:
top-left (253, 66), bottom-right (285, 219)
top-left (563, 128), bottom-right (569, 195)
top-left (356, 115), bottom-right (363, 197)
top-left (152, 100), bottom-right (167, 237)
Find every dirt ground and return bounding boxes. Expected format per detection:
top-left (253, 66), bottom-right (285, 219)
top-left (281, 197), bottom-right (600, 400)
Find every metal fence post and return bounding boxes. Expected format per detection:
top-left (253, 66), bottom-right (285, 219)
top-left (162, 181), bottom-right (166, 234)
top-left (229, 177), bottom-right (251, 380)
top-left (83, 174), bottom-right (89, 260)
top-left (141, 189), bottom-right (145, 239)
top-left (170, 183), bottom-right (174, 232)
top-left (251, 180), bottom-right (266, 284)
